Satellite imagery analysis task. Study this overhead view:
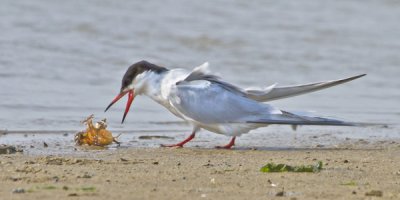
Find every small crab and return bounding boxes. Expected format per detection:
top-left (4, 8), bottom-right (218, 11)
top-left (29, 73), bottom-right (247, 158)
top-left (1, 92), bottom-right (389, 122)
top-left (75, 114), bottom-right (120, 146)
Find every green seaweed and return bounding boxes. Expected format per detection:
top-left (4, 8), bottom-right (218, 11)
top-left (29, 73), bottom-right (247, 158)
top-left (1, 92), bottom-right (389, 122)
top-left (260, 161), bottom-right (323, 173)
top-left (365, 190), bottom-right (383, 197)
top-left (26, 189), bottom-right (35, 193)
top-left (340, 181), bottom-right (357, 186)
top-left (81, 186), bottom-right (96, 192)
top-left (42, 185), bottom-right (57, 190)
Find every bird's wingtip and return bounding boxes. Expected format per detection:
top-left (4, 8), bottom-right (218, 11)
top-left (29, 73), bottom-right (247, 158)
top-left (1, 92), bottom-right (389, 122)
top-left (344, 73), bottom-right (367, 82)
top-left (358, 73), bottom-right (367, 78)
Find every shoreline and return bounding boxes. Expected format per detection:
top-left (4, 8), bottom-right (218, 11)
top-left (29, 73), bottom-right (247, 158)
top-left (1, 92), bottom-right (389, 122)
top-left (1, 137), bottom-right (400, 199)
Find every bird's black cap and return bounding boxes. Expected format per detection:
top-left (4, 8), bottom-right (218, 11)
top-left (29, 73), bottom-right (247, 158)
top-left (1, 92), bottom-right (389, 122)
top-left (120, 60), bottom-right (168, 92)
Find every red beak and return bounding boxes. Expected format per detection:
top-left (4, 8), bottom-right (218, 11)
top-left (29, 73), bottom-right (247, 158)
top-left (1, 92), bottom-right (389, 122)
top-left (105, 90), bottom-right (135, 123)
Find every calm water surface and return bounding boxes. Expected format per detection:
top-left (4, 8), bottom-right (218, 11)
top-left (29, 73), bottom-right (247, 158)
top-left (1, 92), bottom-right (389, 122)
top-left (1, 0), bottom-right (399, 146)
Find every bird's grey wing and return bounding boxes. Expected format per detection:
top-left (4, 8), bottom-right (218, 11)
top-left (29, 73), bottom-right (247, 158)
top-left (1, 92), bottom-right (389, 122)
top-left (246, 74), bottom-right (366, 102)
top-left (170, 81), bottom-right (356, 127)
top-left (169, 80), bottom-right (281, 124)
top-left (170, 64), bottom-right (362, 126)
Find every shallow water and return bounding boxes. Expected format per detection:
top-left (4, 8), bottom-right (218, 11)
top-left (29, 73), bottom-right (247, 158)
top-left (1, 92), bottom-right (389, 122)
top-left (1, 0), bottom-right (399, 147)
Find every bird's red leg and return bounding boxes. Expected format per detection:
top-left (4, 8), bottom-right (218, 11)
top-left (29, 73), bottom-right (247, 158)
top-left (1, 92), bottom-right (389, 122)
top-left (161, 132), bottom-right (196, 148)
top-left (216, 137), bottom-right (236, 149)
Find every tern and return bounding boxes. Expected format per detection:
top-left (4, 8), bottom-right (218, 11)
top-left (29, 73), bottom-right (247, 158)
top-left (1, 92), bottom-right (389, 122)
top-left (105, 60), bottom-right (365, 149)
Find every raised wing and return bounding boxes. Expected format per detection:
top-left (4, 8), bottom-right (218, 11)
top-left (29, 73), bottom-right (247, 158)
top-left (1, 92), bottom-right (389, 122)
top-left (246, 74), bottom-right (366, 102)
top-left (168, 64), bottom-right (363, 127)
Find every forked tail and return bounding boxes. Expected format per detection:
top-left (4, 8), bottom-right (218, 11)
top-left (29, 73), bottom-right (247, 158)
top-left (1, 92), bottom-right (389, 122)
top-left (248, 111), bottom-right (356, 126)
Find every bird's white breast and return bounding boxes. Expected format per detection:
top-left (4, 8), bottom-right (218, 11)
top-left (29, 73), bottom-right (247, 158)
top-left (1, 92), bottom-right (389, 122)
top-left (160, 69), bottom-right (188, 99)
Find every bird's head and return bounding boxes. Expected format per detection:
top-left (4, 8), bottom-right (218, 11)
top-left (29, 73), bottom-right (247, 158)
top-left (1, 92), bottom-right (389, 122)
top-left (104, 60), bottom-right (167, 123)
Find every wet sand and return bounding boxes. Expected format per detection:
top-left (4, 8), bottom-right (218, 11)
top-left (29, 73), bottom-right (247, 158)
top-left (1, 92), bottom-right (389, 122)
top-left (1, 139), bottom-right (400, 200)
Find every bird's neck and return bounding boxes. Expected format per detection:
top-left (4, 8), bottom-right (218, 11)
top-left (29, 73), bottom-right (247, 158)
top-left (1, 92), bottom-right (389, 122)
top-left (134, 70), bottom-right (166, 103)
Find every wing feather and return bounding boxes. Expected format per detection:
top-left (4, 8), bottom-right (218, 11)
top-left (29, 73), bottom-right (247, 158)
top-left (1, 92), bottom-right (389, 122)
top-left (246, 74), bottom-right (366, 102)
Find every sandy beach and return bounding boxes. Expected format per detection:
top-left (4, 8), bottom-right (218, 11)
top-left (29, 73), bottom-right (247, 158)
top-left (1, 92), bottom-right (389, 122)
top-left (1, 139), bottom-right (399, 200)
top-left (2, 0), bottom-right (400, 199)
